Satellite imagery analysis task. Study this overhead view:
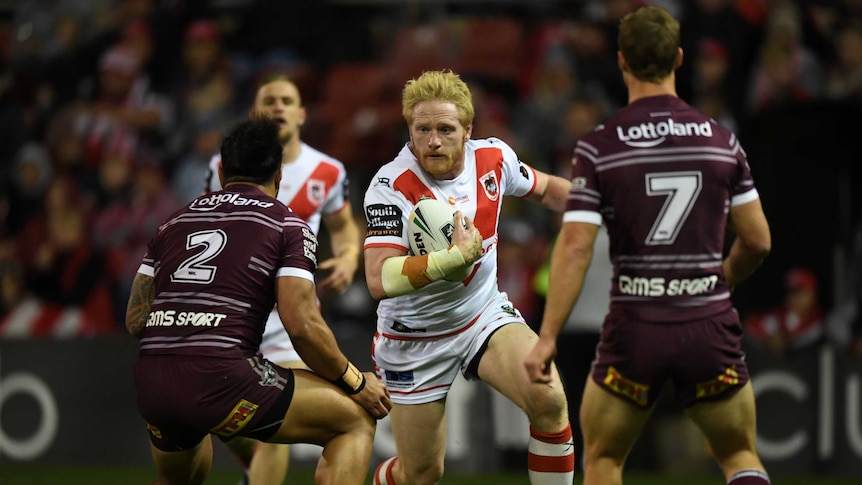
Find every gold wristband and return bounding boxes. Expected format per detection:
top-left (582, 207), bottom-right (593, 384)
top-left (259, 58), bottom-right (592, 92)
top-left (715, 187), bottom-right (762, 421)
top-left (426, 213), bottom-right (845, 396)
top-left (332, 361), bottom-right (366, 395)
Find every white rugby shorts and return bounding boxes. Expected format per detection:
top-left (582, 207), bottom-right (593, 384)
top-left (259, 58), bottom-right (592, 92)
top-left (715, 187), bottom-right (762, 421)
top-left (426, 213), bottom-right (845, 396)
top-left (373, 293), bottom-right (526, 405)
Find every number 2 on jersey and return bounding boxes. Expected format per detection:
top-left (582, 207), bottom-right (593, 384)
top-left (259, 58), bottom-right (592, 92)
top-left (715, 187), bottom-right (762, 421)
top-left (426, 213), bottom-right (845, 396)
top-left (171, 229), bottom-right (227, 284)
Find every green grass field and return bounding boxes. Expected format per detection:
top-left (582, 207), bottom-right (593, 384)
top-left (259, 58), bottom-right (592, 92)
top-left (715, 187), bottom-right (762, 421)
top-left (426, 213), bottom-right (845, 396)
top-left (0, 467), bottom-right (858, 485)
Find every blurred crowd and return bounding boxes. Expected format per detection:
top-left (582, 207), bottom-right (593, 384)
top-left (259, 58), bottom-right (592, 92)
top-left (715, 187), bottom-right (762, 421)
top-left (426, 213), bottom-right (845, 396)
top-left (0, 0), bottom-right (860, 353)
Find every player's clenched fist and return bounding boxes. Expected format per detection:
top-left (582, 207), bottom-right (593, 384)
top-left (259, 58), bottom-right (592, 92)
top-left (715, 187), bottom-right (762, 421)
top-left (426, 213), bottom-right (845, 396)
top-left (524, 337), bottom-right (557, 384)
top-left (452, 211), bottom-right (482, 264)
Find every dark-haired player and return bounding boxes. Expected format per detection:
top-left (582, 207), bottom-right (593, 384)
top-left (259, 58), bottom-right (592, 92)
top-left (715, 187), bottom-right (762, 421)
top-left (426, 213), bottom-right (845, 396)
top-left (206, 74), bottom-right (361, 485)
top-left (127, 117), bottom-right (390, 485)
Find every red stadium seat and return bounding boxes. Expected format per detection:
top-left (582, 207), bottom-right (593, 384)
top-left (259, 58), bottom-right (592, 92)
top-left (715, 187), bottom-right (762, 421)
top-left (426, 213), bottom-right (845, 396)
top-left (315, 62), bottom-right (393, 125)
top-left (456, 17), bottom-right (525, 83)
top-left (389, 23), bottom-right (459, 84)
top-left (309, 62), bottom-right (403, 166)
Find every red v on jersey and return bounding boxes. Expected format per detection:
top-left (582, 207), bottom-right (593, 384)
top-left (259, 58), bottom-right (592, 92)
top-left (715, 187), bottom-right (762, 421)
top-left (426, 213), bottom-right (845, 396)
top-left (391, 147), bottom-right (504, 242)
top-left (473, 147), bottom-right (503, 239)
top-left (392, 169), bottom-right (434, 205)
top-left (283, 161), bottom-right (341, 222)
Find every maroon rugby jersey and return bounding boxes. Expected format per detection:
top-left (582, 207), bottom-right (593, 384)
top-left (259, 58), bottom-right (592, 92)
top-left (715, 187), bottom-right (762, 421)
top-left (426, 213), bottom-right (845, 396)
top-left (136, 184), bottom-right (318, 357)
top-left (566, 95), bottom-right (759, 322)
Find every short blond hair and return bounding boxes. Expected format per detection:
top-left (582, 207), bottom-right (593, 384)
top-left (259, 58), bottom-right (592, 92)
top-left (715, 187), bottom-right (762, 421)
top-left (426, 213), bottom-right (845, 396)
top-left (402, 70), bottom-right (474, 127)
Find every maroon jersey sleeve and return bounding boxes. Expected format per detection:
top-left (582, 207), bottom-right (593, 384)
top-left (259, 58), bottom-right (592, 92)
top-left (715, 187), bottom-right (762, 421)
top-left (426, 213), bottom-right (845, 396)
top-left (276, 220), bottom-right (318, 279)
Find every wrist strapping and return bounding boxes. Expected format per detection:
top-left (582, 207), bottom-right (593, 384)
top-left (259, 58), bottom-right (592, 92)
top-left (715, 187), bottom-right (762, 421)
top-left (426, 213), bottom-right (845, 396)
top-left (381, 247), bottom-right (467, 297)
top-left (332, 361), bottom-right (366, 395)
top-left (428, 245), bottom-right (467, 279)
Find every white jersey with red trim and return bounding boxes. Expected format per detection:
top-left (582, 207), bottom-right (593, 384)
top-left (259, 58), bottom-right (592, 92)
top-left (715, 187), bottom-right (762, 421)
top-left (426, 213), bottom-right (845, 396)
top-left (207, 142), bottom-right (350, 234)
top-left (363, 138), bottom-right (538, 337)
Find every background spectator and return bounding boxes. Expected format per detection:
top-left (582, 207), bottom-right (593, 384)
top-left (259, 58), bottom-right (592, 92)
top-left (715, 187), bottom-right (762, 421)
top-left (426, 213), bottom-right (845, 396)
top-left (170, 113), bottom-right (234, 204)
top-left (79, 43), bottom-right (173, 174)
top-left (747, 2), bottom-right (824, 113)
top-left (825, 19), bottom-right (862, 102)
top-left (745, 267), bottom-right (825, 358)
top-left (24, 202), bottom-right (114, 334)
top-left (93, 162), bottom-right (178, 324)
top-left (166, 19), bottom-right (238, 162)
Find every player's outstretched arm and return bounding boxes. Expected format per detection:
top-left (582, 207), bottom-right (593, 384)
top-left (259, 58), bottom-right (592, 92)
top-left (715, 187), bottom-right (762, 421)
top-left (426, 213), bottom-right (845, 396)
top-left (365, 211), bottom-right (482, 299)
top-left (276, 275), bottom-right (391, 418)
top-left (526, 221), bottom-right (599, 383)
top-left (528, 170), bottom-right (572, 213)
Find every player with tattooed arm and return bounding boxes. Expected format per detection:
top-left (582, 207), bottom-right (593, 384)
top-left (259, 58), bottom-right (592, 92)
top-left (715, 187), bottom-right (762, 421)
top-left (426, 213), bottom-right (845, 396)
top-left (127, 118), bottom-right (390, 485)
top-left (205, 73), bottom-right (362, 485)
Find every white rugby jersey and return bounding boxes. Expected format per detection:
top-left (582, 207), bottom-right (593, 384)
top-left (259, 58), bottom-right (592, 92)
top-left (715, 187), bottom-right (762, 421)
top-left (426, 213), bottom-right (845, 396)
top-left (364, 138), bottom-right (538, 337)
top-left (207, 142), bottom-right (350, 234)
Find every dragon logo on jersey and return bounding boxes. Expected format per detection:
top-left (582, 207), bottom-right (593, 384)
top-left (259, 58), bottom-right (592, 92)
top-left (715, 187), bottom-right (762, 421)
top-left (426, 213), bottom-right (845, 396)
top-left (307, 179), bottom-right (325, 206)
top-left (479, 171), bottom-right (499, 201)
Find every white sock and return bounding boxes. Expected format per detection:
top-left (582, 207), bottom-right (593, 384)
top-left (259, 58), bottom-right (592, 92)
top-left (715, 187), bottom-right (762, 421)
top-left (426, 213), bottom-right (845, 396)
top-left (374, 456), bottom-right (398, 485)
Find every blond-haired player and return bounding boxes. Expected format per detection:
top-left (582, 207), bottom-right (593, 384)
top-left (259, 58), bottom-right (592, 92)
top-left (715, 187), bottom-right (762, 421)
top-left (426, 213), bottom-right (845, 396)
top-left (364, 70), bottom-right (575, 485)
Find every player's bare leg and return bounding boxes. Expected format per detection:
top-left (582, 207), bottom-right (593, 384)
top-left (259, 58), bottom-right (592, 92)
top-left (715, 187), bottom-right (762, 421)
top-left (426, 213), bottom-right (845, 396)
top-left (579, 378), bottom-right (652, 485)
top-left (149, 434), bottom-right (213, 485)
top-left (479, 323), bottom-right (574, 484)
top-left (225, 358), bottom-right (303, 485)
top-left (247, 441), bottom-right (288, 484)
top-left (224, 437), bottom-right (288, 485)
top-left (375, 399), bottom-right (447, 485)
top-left (687, 382), bottom-right (770, 484)
top-left (267, 369), bottom-right (376, 485)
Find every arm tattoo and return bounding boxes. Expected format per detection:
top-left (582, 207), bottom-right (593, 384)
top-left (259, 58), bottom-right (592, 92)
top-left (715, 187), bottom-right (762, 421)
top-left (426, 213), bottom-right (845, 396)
top-left (126, 274), bottom-right (155, 339)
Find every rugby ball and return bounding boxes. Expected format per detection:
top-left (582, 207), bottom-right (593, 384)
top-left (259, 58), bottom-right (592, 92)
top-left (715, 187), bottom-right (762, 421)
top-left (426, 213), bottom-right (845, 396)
top-left (408, 198), bottom-right (474, 282)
